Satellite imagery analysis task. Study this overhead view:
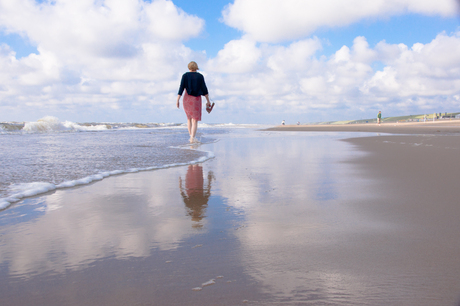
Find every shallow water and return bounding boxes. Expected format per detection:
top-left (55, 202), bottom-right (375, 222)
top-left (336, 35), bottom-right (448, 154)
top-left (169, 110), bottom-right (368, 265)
top-left (0, 126), bottom-right (223, 208)
top-left (0, 129), bottom-right (459, 305)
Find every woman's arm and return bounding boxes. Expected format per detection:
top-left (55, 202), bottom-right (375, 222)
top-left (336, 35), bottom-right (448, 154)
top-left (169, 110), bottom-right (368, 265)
top-left (176, 95), bottom-right (181, 109)
top-left (177, 73), bottom-right (186, 109)
top-left (204, 94), bottom-right (210, 106)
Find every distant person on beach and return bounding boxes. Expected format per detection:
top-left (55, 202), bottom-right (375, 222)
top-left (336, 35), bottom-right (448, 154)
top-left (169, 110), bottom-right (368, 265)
top-left (177, 61), bottom-right (211, 143)
top-left (377, 111), bottom-right (382, 125)
top-left (281, 120), bottom-right (285, 125)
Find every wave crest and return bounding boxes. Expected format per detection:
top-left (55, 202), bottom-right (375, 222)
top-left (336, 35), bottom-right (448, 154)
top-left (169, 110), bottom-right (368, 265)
top-left (22, 116), bottom-right (108, 133)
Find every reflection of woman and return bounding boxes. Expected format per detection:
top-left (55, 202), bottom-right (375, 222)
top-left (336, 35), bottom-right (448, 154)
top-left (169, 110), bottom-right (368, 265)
top-left (176, 61), bottom-right (211, 143)
top-left (179, 165), bottom-right (213, 228)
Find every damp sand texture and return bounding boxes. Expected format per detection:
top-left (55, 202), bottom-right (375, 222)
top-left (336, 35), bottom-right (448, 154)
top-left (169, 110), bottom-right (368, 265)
top-left (1, 129), bottom-right (460, 305)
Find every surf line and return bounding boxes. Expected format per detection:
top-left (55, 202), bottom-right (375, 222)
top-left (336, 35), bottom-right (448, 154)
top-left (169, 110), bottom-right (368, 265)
top-left (0, 146), bottom-right (215, 210)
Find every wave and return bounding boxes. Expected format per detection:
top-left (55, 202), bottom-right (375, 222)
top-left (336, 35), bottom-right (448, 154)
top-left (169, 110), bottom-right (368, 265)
top-left (0, 147), bottom-right (215, 210)
top-left (0, 116), bottom-right (110, 134)
top-left (22, 116), bottom-right (109, 133)
top-left (1, 116), bottom-right (270, 134)
top-left (0, 122), bottom-right (24, 133)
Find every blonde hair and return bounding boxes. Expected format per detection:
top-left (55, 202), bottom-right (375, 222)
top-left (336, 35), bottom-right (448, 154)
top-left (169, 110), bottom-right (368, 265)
top-left (188, 61), bottom-right (199, 71)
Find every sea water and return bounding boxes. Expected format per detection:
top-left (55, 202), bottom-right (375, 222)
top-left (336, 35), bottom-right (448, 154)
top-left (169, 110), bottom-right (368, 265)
top-left (0, 116), bottom-right (255, 209)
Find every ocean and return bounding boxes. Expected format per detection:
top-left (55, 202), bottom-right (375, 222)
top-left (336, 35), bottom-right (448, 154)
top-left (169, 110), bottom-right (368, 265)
top-left (0, 116), bottom-right (260, 209)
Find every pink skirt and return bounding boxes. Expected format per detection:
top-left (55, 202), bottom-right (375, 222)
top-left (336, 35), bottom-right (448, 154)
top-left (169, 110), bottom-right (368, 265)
top-left (183, 90), bottom-right (202, 121)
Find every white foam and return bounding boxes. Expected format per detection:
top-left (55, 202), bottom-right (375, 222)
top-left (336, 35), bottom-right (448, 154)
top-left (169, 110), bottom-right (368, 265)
top-left (22, 116), bottom-right (108, 133)
top-left (0, 147), bottom-right (215, 210)
top-left (9, 117), bottom-right (269, 134)
top-left (62, 121), bottom-right (108, 132)
top-left (0, 182), bottom-right (57, 209)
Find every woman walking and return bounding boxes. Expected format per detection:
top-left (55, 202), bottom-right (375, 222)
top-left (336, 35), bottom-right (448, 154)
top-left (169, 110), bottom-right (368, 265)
top-left (177, 61), bottom-right (211, 143)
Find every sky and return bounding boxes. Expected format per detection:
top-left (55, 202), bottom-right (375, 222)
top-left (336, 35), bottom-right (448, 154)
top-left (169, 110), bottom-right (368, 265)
top-left (1, 0), bottom-right (460, 124)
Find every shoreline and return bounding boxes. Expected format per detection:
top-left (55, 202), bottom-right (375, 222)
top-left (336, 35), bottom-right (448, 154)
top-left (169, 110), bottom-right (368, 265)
top-left (0, 142), bottom-right (215, 211)
top-left (266, 120), bottom-right (460, 134)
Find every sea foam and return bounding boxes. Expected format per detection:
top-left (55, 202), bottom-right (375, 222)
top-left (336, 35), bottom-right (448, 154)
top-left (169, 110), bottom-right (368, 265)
top-left (1, 117), bottom-right (266, 134)
top-left (22, 116), bottom-right (108, 133)
top-left (0, 148), bottom-right (215, 210)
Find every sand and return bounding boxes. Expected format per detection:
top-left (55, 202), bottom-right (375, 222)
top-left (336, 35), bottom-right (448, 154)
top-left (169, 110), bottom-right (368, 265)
top-left (268, 120), bottom-right (460, 305)
top-left (1, 125), bottom-right (460, 305)
top-left (266, 119), bottom-right (460, 134)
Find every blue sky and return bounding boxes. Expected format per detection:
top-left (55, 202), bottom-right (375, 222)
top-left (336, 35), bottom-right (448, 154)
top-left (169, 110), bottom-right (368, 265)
top-left (1, 0), bottom-right (460, 124)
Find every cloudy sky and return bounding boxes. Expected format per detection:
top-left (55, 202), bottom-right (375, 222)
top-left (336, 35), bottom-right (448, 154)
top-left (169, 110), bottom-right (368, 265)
top-left (1, 0), bottom-right (460, 124)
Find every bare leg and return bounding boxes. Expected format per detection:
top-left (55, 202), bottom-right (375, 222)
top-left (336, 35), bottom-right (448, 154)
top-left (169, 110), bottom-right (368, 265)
top-left (191, 119), bottom-right (198, 142)
top-left (187, 118), bottom-right (193, 142)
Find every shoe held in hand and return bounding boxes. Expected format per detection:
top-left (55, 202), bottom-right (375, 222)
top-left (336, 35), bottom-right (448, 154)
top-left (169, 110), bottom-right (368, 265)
top-left (206, 102), bottom-right (215, 114)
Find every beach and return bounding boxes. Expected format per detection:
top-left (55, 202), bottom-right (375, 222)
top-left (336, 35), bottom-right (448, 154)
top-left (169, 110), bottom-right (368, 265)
top-left (266, 119), bottom-right (460, 134)
top-left (1, 123), bottom-right (460, 305)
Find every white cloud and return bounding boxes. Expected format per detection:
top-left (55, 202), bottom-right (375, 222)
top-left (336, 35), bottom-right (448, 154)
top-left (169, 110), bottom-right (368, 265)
top-left (222, 0), bottom-right (459, 43)
top-left (0, 0), bottom-right (203, 57)
top-left (204, 31), bottom-right (460, 122)
top-left (0, 0), bottom-right (206, 122)
top-left (206, 36), bottom-right (261, 73)
top-left (362, 31), bottom-right (460, 97)
top-left (0, 0), bottom-right (459, 124)
top-left (300, 76), bottom-right (327, 95)
top-left (144, 0), bottom-right (204, 41)
top-left (0, 0), bottom-right (205, 80)
top-left (266, 37), bottom-right (322, 72)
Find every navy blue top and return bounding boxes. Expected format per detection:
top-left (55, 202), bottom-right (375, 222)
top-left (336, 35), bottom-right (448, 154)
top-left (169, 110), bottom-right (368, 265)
top-left (178, 72), bottom-right (209, 97)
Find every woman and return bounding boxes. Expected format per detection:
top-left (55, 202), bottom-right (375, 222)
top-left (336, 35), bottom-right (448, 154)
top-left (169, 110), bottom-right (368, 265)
top-left (179, 165), bottom-right (214, 228)
top-left (176, 61), bottom-right (211, 143)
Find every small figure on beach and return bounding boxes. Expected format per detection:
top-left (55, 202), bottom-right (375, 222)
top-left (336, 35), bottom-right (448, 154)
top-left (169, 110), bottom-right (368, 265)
top-left (179, 165), bottom-right (214, 228)
top-left (377, 111), bottom-right (382, 125)
top-left (281, 120), bottom-right (285, 125)
top-left (177, 61), bottom-right (212, 143)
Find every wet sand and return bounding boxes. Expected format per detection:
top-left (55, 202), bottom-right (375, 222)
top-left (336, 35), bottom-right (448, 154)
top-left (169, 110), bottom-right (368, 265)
top-left (269, 121), bottom-right (460, 305)
top-left (1, 128), bottom-right (460, 305)
top-left (342, 134), bottom-right (460, 303)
